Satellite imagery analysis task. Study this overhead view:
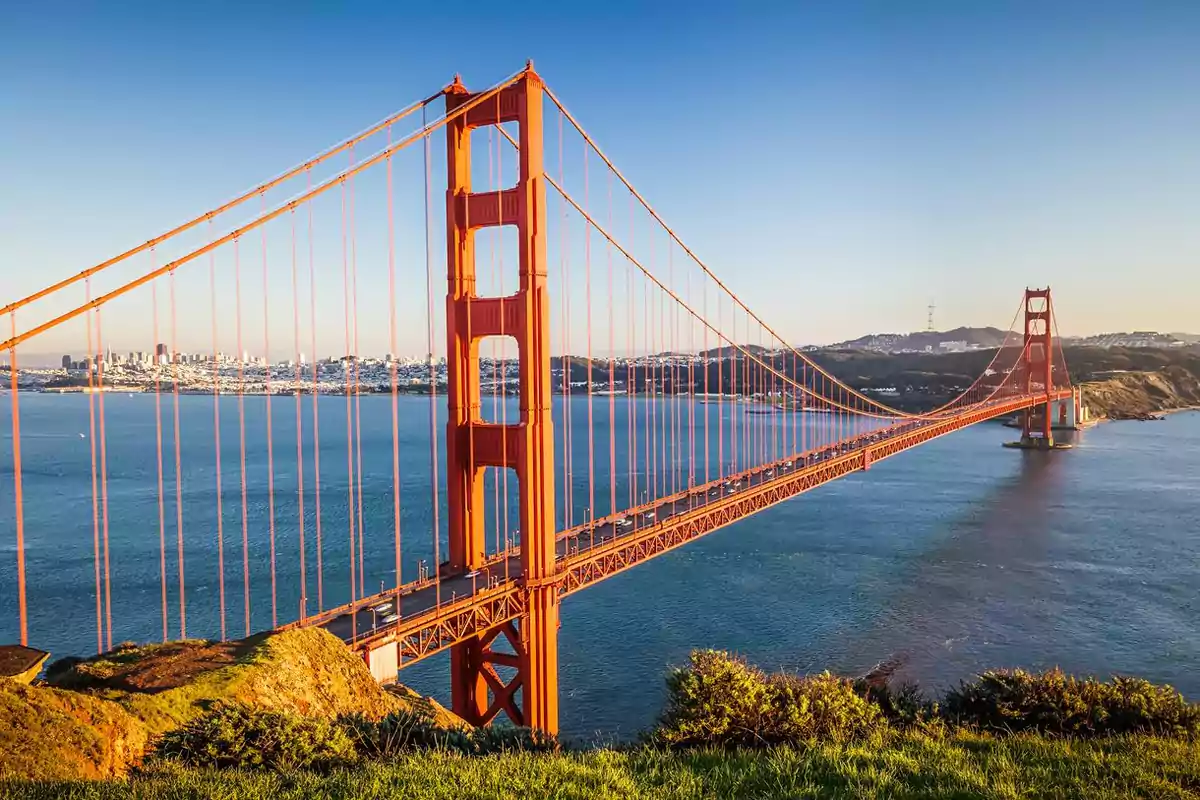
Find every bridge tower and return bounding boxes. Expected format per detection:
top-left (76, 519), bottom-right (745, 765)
top-left (444, 65), bottom-right (559, 733)
top-left (1020, 287), bottom-right (1056, 448)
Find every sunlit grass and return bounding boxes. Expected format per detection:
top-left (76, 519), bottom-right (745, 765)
top-left (8, 731), bottom-right (1199, 800)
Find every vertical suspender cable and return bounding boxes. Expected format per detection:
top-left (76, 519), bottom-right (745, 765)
top-left (386, 127), bottom-right (401, 599)
top-left (702, 276), bottom-right (709, 485)
top-left (423, 115), bottom-right (442, 611)
top-left (340, 177), bottom-right (356, 636)
top-left (292, 206), bottom-right (308, 622)
top-left (627, 192), bottom-right (636, 511)
top-left (307, 169), bottom-right (324, 612)
top-left (261, 195), bottom-right (278, 628)
top-left (8, 315), bottom-right (27, 646)
top-left (349, 160), bottom-right (366, 600)
top-left (149, 279), bottom-right (167, 644)
top-left (95, 309), bottom-right (113, 649)
top-left (607, 171), bottom-right (616, 521)
top-left (583, 142), bottom-right (595, 543)
top-left (169, 272), bottom-right (185, 638)
top-left (210, 226), bottom-right (227, 639)
top-left (235, 238), bottom-right (251, 635)
top-left (85, 286), bottom-right (103, 652)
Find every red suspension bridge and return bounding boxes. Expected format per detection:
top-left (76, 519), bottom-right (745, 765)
top-left (0, 64), bottom-right (1076, 734)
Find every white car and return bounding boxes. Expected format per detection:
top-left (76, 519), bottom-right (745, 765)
top-left (372, 603), bottom-right (393, 614)
top-left (465, 570), bottom-right (481, 579)
top-left (382, 613), bottom-right (399, 624)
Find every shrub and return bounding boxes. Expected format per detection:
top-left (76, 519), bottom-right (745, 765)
top-left (943, 668), bottom-right (1200, 738)
top-left (853, 679), bottom-right (937, 726)
top-left (653, 650), bottom-right (886, 748)
top-left (467, 724), bottom-right (560, 755)
top-left (154, 703), bottom-right (357, 771)
top-left (765, 671), bottom-right (884, 743)
top-left (338, 709), bottom-right (471, 757)
top-left (654, 649), bottom-right (772, 747)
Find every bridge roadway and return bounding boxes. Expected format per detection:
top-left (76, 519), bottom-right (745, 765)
top-left (285, 392), bottom-right (1070, 668)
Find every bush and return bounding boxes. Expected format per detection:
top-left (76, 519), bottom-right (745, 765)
top-left (338, 709), bottom-right (441, 758)
top-left (466, 724), bottom-right (560, 755)
top-left (853, 679), bottom-right (937, 726)
top-left (943, 668), bottom-right (1200, 738)
top-left (156, 704), bottom-right (560, 773)
top-left (154, 703), bottom-right (357, 771)
top-left (653, 650), bottom-right (886, 748)
top-left (766, 671), bottom-right (884, 742)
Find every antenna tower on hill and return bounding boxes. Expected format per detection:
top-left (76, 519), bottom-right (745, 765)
top-left (927, 302), bottom-right (936, 332)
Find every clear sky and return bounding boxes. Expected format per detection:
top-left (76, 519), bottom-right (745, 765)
top-left (3, 0), bottom-right (1199, 361)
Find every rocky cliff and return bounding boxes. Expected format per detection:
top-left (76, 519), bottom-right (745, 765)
top-left (1082, 366), bottom-right (1200, 420)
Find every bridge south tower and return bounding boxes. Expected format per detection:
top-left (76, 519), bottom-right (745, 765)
top-left (444, 64), bottom-right (559, 732)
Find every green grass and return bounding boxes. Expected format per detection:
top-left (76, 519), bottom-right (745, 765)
top-left (6, 732), bottom-right (1200, 799)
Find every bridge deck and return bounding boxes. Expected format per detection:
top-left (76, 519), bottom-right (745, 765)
top-left (287, 392), bottom-right (1070, 670)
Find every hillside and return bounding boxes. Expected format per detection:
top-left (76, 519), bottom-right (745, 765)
top-left (0, 680), bottom-right (149, 780)
top-left (6, 651), bottom-right (1200, 798)
top-left (1082, 365), bottom-right (1200, 419)
top-left (1, 628), bottom-right (461, 780)
top-left (827, 326), bottom-right (1009, 353)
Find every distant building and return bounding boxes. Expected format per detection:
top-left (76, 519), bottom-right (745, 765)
top-left (61, 354), bottom-right (71, 369)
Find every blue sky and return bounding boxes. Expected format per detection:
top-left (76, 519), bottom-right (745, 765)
top-left (3, 1), bottom-right (1199, 359)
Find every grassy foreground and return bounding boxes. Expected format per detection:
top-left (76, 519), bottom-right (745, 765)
top-left (7, 732), bottom-right (1200, 800)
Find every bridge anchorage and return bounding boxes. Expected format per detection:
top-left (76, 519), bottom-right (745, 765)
top-left (1, 62), bottom-right (1076, 737)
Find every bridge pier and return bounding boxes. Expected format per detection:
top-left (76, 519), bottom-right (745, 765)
top-left (444, 64), bottom-right (559, 733)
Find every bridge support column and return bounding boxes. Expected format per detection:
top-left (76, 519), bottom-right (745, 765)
top-left (1020, 288), bottom-right (1056, 449)
top-left (444, 64), bottom-right (558, 733)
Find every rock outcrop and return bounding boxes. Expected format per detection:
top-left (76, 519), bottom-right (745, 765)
top-left (1082, 366), bottom-right (1200, 420)
top-left (0, 680), bottom-right (148, 780)
top-left (0, 627), bottom-right (462, 780)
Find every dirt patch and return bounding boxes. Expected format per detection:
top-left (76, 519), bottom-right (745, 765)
top-left (98, 641), bottom-right (243, 693)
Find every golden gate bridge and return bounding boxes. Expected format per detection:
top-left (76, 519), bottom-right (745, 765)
top-left (0, 64), bottom-right (1075, 733)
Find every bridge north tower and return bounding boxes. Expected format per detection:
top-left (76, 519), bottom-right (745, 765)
top-left (1020, 287), bottom-right (1057, 448)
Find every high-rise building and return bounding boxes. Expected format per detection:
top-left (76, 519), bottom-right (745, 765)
top-left (61, 355), bottom-right (72, 369)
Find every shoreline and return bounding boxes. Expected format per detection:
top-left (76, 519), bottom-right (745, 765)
top-left (1090, 404), bottom-right (1200, 424)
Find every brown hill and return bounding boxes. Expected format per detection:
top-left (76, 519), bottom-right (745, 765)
top-left (1082, 366), bottom-right (1200, 420)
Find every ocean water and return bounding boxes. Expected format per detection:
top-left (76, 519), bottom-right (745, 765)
top-left (1, 393), bottom-right (1197, 741)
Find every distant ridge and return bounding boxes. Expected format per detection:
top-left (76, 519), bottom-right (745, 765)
top-left (825, 327), bottom-right (1009, 354)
